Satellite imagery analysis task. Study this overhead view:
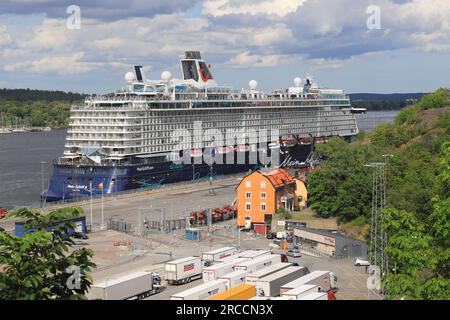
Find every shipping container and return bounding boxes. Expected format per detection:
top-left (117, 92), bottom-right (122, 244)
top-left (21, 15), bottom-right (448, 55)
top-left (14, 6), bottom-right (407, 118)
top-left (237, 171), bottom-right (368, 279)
top-left (280, 271), bottom-right (337, 294)
top-left (234, 254), bottom-right (281, 272)
top-left (255, 266), bottom-right (309, 297)
top-left (298, 292), bottom-right (328, 300)
top-left (208, 284), bottom-right (256, 300)
top-left (202, 247), bottom-right (238, 264)
top-left (218, 270), bottom-right (249, 289)
top-left (88, 272), bottom-right (161, 300)
top-left (170, 279), bottom-right (228, 300)
top-left (15, 215), bottom-right (87, 238)
top-left (245, 262), bottom-right (292, 286)
top-left (281, 284), bottom-right (320, 300)
top-left (202, 258), bottom-right (249, 283)
top-left (165, 256), bottom-right (203, 285)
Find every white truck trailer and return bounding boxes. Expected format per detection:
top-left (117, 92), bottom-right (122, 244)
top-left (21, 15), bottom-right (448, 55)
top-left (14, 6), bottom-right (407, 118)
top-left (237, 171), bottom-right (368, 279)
top-left (280, 270), bottom-right (337, 294)
top-left (234, 254), bottom-right (280, 273)
top-left (281, 284), bottom-right (320, 300)
top-left (202, 247), bottom-right (238, 264)
top-left (245, 262), bottom-right (293, 286)
top-left (218, 270), bottom-right (249, 289)
top-left (202, 258), bottom-right (249, 282)
top-left (255, 266), bottom-right (309, 297)
top-left (88, 272), bottom-right (161, 300)
top-left (237, 250), bottom-right (271, 260)
top-left (165, 256), bottom-right (203, 285)
top-left (298, 292), bottom-right (328, 300)
top-left (170, 279), bottom-right (228, 300)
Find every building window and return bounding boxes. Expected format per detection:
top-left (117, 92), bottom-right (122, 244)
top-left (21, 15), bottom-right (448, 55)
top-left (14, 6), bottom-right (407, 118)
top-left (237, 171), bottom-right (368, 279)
top-left (246, 181), bottom-right (251, 188)
top-left (246, 192), bottom-right (251, 199)
top-left (261, 192), bottom-right (266, 199)
top-left (260, 181), bottom-right (266, 188)
top-left (246, 203), bottom-right (251, 211)
top-left (261, 203), bottom-right (266, 211)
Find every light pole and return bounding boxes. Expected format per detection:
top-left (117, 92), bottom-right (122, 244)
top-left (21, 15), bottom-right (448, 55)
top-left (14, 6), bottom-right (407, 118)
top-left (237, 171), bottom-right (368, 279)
top-left (41, 161), bottom-right (46, 207)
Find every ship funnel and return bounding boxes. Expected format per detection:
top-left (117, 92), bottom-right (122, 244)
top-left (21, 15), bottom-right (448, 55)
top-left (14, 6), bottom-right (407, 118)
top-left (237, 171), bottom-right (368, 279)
top-left (134, 66), bottom-right (144, 82)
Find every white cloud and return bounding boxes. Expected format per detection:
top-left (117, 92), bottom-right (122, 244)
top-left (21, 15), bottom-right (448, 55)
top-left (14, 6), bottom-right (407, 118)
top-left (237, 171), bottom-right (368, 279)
top-left (203, 0), bottom-right (306, 17)
top-left (227, 51), bottom-right (294, 68)
top-left (0, 26), bottom-right (11, 45)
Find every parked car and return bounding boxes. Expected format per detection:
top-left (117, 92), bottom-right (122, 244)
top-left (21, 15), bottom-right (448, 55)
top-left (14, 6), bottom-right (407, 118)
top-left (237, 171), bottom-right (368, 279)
top-left (354, 258), bottom-right (370, 267)
top-left (286, 249), bottom-right (301, 258)
top-left (73, 232), bottom-right (89, 240)
top-left (266, 232), bottom-right (275, 240)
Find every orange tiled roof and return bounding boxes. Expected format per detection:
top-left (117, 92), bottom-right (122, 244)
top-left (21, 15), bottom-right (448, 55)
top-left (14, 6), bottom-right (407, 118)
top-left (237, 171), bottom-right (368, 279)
top-left (260, 168), bottom-right (294, 188)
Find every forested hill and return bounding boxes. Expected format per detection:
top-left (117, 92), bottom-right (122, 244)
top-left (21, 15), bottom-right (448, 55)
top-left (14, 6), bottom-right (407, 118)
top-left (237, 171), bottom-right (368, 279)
top-left (307, 88), bottom-right (450, 299)
top-left (349, 93), bottom-right (426, 101)
top-left (0, 88), bottom-right (87, 102)
top-left (349, 92), bottom-right (427, 111)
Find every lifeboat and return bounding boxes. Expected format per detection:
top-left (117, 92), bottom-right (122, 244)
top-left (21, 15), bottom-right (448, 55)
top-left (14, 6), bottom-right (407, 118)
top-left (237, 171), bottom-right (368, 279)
top-left (237, 144), bottom-right (250, 152)
top-left (217, 146), bottom-right (235, 154)
top-left (281, 135), bottom-right (298, 147)
top-left (189, 148), bottom-right (203, 157)
top-left (299, 136), bottom-right (314, 145)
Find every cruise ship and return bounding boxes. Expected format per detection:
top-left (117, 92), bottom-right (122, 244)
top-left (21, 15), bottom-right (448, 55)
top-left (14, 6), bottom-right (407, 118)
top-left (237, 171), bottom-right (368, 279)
top-left (42, 51), bottom-right (363, 202)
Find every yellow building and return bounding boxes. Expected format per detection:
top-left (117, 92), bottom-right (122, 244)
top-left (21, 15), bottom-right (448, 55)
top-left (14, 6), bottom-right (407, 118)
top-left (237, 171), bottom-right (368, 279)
top-left (294, 178), bottom-right (308, 209)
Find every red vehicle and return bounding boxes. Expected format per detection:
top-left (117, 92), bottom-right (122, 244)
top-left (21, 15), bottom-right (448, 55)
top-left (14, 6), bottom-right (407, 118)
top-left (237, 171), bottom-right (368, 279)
top-left (0, 208), bottom-right (8, 219)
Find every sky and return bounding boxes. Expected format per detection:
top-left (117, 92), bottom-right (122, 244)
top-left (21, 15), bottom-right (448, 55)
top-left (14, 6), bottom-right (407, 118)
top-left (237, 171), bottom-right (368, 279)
top-left (0, 0), bottom-right (449, 94)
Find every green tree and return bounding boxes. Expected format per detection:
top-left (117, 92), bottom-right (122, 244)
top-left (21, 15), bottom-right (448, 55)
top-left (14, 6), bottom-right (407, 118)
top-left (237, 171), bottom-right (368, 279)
top-left (0, 207), bottom-right (95, 300)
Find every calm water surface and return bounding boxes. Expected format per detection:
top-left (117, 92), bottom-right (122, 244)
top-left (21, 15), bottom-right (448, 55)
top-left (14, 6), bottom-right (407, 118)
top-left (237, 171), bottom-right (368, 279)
top-left (0, 111), bottom-right (399, 209)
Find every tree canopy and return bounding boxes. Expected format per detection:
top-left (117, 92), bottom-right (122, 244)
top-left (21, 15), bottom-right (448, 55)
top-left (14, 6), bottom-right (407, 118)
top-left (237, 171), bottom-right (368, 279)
top-left (0, 207), bottom-right (95, 300)
top-left (307, 88), bottom-right (450, 299)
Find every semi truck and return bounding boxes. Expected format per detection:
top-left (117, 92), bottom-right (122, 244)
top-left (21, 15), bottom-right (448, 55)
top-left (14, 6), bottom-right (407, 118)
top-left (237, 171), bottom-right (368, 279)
top-left (170, 279), bottom-right (228, 300)
top-left (233, 254), bottom-right (280, 273)
top-left (202, 247), bottom-right (238, 265)
top-left (255, 266), bottom-right (309, 297)
top-left (281, 284), bottom-right (320, 300)
top-left (208, 284), bottom-right (256, 300)
top-left (165, 256), bottom-right (203, 285)
top-left (218, 270), bottom-right (249, 289)
top-left (245, 262), bottom-right (293, 285)
top-left (202, 258), bottom-right (249, 282)
top-left (280, 270), bottom-right (337, 294)
top-left (88, 272), bottom-right (161, 300)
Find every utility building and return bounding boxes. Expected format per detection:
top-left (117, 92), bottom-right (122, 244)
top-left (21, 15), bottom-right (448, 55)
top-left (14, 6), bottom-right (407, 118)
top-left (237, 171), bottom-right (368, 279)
top-left (293, 227), bottom-right (368, 259)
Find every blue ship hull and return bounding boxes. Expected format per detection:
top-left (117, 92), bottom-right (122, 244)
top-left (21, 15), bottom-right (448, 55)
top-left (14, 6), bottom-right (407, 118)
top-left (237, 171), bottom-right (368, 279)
top-left (42, 145), bottom-right (315, 202)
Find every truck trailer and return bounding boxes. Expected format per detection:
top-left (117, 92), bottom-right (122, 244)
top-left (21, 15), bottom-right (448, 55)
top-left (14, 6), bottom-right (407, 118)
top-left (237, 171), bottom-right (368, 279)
top-left (245, 262), bottom-right (293, 285)
top-left (298, 292), bottom-right (328, 300)
top-left (208, 284), bottom-right (256, 300)
top-left (218, 270), bottom-right (249, 289)
top-left (88, 272), bottom-right (161, 300)
top-left (255, 266), bottom-right (309, 297)
top-left (170, 279), bottom-right (228, 300)
top-left (233, 254), bottom-right (280, 273)
top-left (237, 250), bottom-right (270, 260)
top-left (281, 284), bottom-right (320, 300)
top-left (280, 270), bottom-right (337, 294)
top-left (202, 258), bottom-right (249, 282)
top-left (202, 247), bottom-right (238, 265)
top-left (165, 256), bottom-right (203, 285)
